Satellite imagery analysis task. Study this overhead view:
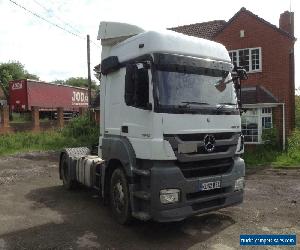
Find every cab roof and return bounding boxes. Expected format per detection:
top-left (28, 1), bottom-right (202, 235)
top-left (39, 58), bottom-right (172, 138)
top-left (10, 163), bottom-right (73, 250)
top-left (104, 29), bottom-right (231, 63)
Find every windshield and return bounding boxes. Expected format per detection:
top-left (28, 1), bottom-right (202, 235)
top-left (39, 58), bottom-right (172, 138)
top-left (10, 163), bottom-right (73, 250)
top-left (155, 70), bottom-right (237, 110)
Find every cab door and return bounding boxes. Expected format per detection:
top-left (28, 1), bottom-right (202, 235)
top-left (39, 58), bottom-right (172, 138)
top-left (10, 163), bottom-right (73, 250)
top-left (121, 62), bottom-right (154, 158)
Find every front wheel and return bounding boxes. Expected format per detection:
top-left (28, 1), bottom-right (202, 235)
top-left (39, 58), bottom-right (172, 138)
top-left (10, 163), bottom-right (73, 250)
top-left (110, 168), bottom-right (132, 224)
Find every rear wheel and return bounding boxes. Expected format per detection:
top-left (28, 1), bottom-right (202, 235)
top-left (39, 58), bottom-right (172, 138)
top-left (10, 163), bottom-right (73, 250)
top-left (60, 154), bottom-right (77, 190)
top-left (110, 168), bottom-right (132, 224)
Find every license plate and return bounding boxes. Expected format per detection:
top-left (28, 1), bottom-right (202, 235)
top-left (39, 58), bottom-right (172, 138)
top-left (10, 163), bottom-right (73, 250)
top-left (178, 143), bottom-right (197, 154)
top-left (201, 181), bottom-right (221, 191)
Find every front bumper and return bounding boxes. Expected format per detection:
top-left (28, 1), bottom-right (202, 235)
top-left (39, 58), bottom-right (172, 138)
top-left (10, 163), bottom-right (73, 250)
top-left (146, 157), bottom-right (245, 222)
top-left (153, 190), bottom-right (243, 222)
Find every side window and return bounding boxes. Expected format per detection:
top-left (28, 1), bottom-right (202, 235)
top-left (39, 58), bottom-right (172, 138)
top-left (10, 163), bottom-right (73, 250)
top-left (229, 51), bottom-right (237, 67)
top-left (238, 49), bottom-right (249, 71)
top-left (261, 107), bottom-right (272, 129)
top-left (125, 63), bottom-right (151, 110)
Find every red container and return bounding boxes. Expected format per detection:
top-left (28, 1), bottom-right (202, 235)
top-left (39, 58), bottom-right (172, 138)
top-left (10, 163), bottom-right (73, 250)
top-left (9, 79), bottom-right (89, 112)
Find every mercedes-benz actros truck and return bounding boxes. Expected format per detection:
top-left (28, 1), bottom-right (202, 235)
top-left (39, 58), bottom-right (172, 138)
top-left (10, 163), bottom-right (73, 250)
top-left (59, 22), bottom-right (247, 224)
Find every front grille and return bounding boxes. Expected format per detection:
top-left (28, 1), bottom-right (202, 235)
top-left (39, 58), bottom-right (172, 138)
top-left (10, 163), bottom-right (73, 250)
top-left (174, 132), bottom-right (235, 141)
top-left (186, 187), bottom-right (231, 200)
top-left (164, 132), bottom-right (238, 157)
top-left (195, 145), bottom-right (231, 154)
top-left (177, 158), bottom-right (233, 178)
top-left (192, 198), bottom-right (226, 211)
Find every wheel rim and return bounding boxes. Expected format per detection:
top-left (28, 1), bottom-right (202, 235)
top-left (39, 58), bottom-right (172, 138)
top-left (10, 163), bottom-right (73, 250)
top-left (113, 181), bottom-right (125, 213)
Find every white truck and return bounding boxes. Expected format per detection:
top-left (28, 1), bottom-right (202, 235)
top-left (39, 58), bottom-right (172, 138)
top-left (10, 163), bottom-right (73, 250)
top-left (59, 22), bottom-right (247, 224)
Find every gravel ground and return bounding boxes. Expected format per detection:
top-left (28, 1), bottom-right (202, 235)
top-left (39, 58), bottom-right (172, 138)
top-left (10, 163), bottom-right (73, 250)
top-left (0, 152), bottom-right (299, 250)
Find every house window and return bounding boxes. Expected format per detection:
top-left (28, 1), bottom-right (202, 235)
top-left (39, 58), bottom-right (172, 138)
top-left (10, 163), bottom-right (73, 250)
top-left (261, 107), bottom-right (272, 129)
top-left (238, 49), bottom-right (250, 71)
top-left (229, 51), bottom-right (237, 66)
top-left (229, 47), bottom-right (262, 73)
top-left (241, 107), bottom-right (273, 143)
top-left (251, 48), bottom-right (260, 71)
top-left (242, 109), bottom-right (259, 143)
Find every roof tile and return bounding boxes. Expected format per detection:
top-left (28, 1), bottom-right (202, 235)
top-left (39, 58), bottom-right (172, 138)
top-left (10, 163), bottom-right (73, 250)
top-left (169, 20), bottom-right (226, 40)
top-left (241, 85), bottom-right (278, 104)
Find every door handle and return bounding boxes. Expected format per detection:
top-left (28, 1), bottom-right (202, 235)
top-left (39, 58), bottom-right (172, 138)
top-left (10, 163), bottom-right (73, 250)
top-left (121, 126), bottom-right (128, 133)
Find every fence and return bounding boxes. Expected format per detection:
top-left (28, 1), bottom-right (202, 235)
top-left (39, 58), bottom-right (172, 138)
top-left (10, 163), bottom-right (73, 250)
top-left (0, 106), bottom-right (100, 134)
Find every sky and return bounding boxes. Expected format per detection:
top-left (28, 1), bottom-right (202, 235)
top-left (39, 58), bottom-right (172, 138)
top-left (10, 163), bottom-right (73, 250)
top-left (0, 0), bottom-right (299, 86)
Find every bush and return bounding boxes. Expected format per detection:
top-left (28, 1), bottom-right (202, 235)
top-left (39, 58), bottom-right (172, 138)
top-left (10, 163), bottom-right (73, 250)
top-left (295, 95), bottom-right (300, 128)
top-left (261, 128), bottom-right (280, 150)
top-left (244, 128), bottom-right (300, 167)
top-left (244, 148), bottom-right (279, 167)
top-left (0, 114), bottom-right (100, 156)
top-left (62, 114), bottom-right (100, 146)
top-left (275, 129), bottom-right (300, 166)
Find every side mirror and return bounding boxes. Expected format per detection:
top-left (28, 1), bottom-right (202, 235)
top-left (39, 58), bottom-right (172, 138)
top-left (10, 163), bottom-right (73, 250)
top-left (233, 66), bottom-right (248, 80)
top-left (232, 66), bottom-right (247, 94)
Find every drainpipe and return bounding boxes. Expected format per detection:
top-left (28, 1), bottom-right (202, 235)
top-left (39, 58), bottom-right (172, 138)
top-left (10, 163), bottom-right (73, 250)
top-left (278, 103), bottom-right (286, 150)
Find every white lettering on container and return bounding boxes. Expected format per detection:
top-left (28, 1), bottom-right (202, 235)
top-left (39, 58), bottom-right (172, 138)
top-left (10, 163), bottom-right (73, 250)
top-left (72, 91), bottom-right (88, 106)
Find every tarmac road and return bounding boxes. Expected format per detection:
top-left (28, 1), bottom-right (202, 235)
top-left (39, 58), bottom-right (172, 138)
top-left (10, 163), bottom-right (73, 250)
top-left (0, 152), bottom-right (299, 250)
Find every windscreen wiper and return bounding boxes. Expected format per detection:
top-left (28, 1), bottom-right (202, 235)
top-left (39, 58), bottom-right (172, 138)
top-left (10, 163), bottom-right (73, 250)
top-left (218, 102), bottom-right (237, 105)
top-left (181, 101), bottom-right (210, 106)
top-left (178, 101), bottom-right (210, 109)
top-left (216, 103), bottom-right (237, 111)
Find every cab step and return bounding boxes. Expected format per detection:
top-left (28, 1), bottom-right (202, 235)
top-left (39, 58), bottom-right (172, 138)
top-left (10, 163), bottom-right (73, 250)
top-left (133, 191), bottom-right (150, 201)
top-left (132, 168), bottom-right (150, 176)
top-left (132, 212), bottom-right (151, 221)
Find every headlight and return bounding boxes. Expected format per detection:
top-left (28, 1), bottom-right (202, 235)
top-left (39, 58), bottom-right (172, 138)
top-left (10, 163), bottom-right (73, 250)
top-left (234, 177), bottom-right (245, 191)
top-left (160, 189), bottom-right (180, 204)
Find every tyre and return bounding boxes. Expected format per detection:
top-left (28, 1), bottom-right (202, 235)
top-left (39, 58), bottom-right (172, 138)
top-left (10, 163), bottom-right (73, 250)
top-left (110, 168), bottom-right (132, 224)
top-left (60, 154), bottom-right (77, 190)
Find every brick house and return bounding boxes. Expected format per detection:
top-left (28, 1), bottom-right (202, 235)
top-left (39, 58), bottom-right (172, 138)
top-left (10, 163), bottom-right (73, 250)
top-left (170, 7), bottom-right (296, 148)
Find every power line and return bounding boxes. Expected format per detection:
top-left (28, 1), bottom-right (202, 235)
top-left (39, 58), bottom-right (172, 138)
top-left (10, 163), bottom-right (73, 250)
top-left (31, 0), bottom-right (101, 49)
top-left (8, 0), bottom-right (101, 49)
top-left (32, 0), bottom-right (84, 36)
top-left (9, 0), bottom-right (84, 39)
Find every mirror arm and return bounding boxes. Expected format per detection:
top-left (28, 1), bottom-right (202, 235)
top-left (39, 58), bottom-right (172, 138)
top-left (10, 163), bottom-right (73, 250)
top-left (145, 102), bottom-right (152, 111)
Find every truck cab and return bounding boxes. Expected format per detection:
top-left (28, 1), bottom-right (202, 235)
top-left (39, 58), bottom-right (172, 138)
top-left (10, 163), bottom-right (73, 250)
top-left (59, 22), bottom-right (246, 224)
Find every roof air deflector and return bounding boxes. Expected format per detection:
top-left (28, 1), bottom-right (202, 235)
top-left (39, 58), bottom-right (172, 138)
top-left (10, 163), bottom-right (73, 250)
top-left (97, 22), bottom-right (145, 46)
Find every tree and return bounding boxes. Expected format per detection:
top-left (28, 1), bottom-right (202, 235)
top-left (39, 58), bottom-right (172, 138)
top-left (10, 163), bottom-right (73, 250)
top-left (0, 61), bottom-right (39, 100)
top-left (64, 77), bottom-right (98, 90)
top-left (55, 77), bottom-right (99, 93)
top-left (295, 94), bottom-right (300, 129)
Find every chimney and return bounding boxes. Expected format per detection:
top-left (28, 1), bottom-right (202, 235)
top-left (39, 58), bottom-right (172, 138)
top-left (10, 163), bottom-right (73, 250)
top-left (279, 11), bottom-right (294, 35)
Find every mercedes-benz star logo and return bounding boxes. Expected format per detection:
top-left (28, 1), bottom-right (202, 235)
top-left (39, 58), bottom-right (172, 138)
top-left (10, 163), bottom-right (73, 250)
top-left (204, 134), bottom-right (216, 153)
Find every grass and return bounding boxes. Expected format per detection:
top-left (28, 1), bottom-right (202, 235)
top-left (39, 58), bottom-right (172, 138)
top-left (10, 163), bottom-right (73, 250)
top-left (0, 114), bottom-right (99, 156)
top-left (10, 112), bottom-right (31, 123)
top-left (244, 151), bottom-right (300, 169)
top-left (244, 129), bottom-right (300, 168)
top-left (10, 112), bottom-right (54, 124)
top-left (2, 112), bottom-right (300, 168)
top-left (0, 131), bottom-right (74, 156)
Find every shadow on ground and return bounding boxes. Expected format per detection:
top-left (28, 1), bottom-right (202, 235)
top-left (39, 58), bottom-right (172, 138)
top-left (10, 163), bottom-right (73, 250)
top-left (1, 186), bottom-right (236, 249)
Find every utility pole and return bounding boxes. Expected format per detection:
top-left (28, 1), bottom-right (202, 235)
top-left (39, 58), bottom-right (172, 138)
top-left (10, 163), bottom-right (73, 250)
top-left (87, 34), bottom-right (92, 110)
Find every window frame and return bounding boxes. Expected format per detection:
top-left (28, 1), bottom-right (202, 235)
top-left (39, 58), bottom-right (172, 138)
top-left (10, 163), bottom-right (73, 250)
top-left (261, 107), bottom-right (273, 129)
top-left (229, 47), bottom-right (262, 73)
top-left (124, 63), bottom-right (151, 110)
top-left (241, 107), bottom-right (273, 144)
top-left (241, 109), bottom-right (261, 144)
